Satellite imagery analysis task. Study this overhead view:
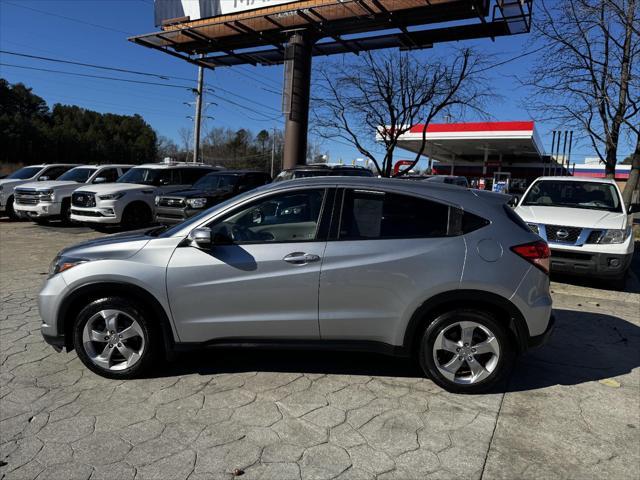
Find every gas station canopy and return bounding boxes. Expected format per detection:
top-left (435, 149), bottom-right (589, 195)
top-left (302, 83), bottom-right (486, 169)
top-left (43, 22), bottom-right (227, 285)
top-left (395, 121), bottom-right (545, 165)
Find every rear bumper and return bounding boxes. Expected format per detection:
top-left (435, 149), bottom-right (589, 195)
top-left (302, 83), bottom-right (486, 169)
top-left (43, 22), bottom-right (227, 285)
top-left (526, 314), bottom-right (555, 349)
top-left (550, 250), bottom-right (632, 278)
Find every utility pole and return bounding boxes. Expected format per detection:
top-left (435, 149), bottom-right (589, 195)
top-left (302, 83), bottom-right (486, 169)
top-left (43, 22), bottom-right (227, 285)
top-left (192, 62), bottom-right (205, 164)
top-left (270, 127), bottom-right (277, 178)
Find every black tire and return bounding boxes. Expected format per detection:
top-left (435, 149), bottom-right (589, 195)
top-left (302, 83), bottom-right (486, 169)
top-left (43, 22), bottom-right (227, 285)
top-left (72, 297), bottom-right (161, 379)
top-left (6, 196), bottom-right (18, 220)
top-left (121, 202), bottom-right (152, 230)
top-left (609, 271), bottom-right (628, 291)
top-left (59, 198), bottom-right (72, 226)
top-left (418, 309), bottom-right (515, 394)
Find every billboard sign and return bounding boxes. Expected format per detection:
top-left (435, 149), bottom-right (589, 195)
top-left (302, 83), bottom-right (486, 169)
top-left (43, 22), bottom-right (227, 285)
top-left (155, 0), bottom-right (299, 25)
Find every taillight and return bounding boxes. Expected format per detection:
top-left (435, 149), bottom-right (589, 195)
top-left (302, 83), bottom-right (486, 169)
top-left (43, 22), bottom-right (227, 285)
top-left (511, 241), bottom-right (550, 274)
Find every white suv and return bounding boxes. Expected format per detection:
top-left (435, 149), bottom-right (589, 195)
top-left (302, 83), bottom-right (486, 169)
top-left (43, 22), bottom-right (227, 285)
top-left (70, 163), bottom-right (219, 229)
top-left (0, 164), bottom-right (75, 219)
top-left (514, 176), bottom-right (637, 285)
top-left (13, 164), bottom-right (132, 224)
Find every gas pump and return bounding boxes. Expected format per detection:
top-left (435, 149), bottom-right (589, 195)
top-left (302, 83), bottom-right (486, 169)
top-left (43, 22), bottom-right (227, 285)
top-left (492, 172), bottom-right (511, 194)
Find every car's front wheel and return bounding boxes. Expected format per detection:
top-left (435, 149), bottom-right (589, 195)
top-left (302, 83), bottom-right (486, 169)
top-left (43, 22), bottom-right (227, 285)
top-left (419, 309), bottom-right (515, 394)
top-left (73, 297), bottom-right (160, 379)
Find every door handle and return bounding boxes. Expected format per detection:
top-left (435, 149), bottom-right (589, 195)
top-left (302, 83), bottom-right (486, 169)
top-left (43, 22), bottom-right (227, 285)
top-left (283, 252), bottom-right (321, 264)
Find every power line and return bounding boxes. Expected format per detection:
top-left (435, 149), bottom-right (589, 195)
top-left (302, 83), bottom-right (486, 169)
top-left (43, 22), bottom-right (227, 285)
top-left (2, 1), bottom-right (134, 35)
top-left (205, 86), bottom-right (280, 113)
top-left (0, 63), bottom-right (194, 90)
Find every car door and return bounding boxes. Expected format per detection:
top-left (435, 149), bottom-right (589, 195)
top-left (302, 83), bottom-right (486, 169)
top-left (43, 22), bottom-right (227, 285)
top-left (167, 187), bottom-right (332, 343)
top-left (318, 188), bottom-right (465, 345)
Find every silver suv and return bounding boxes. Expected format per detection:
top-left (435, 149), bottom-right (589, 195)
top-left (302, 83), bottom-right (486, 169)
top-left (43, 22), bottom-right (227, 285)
top-left (39, 177), bottom-right (554, 393)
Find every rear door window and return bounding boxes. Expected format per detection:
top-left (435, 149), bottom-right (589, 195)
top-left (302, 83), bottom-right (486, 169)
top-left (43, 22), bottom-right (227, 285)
top-left (338, 189), bottom-right (449, 240)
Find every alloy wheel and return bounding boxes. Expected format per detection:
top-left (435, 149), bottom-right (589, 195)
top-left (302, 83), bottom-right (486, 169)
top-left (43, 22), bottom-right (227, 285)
top-left (82, 309), bottom-right (146, 371)
top-left (432, 320), bottom-right (501, 385)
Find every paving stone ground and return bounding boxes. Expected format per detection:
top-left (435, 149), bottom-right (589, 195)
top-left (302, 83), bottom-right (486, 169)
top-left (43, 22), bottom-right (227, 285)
top-left (1, 220), bottom-right (638, 480)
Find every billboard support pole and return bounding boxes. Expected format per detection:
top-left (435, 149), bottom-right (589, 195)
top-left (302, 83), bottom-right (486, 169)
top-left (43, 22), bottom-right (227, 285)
top-left (193, 61), bottom-right (205, 163)
top-left (283, 30), bottom-right (313, 169)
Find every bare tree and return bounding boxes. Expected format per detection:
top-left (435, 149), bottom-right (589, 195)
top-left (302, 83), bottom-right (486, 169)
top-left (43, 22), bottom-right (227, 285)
top-left (525, 0), bottom-right (639, 196)
top-left (311, 49), bottom-right (491, 177)
top-left (178, 127), bottom-right (193, 161)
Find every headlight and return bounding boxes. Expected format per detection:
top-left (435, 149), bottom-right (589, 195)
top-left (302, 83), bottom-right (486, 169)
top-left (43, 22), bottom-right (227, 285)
top-left (154, 195), bottom-right (160, 206)
top-left (186, 198), bottom-right (207, 209)
top-left (38, 189), bottom-right (54, 202)
top-left (98, 192), bottom-right (125, 200)
top-left (598, 227), bottom-right (631, 244)
top-left (48, 255), bottom-right (89, 277)
top-left (527, 223), bottom-right (539, 235)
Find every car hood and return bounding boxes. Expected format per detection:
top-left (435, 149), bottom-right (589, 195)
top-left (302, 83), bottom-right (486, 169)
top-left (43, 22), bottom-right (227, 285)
top-left (16, 180), bottom-right (81, 191)
top-left (0, 179), bottom-right (28, 190)
top-left (162, 188), bottom-right (230, 199)
top-left (59, 228), bottom-right (154, 260)
top-left (78, 183), bottom-right (155, 194)
top-left (515, 205), bottom-right (627, 229)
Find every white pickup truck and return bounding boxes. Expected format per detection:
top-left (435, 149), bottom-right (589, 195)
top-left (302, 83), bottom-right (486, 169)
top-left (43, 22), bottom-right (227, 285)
top-left (13, 165), bottom-right (132, 225)
top-left (514, 176), bottom-right (638, 287)
top-left (0, 164), bottom-right (76, 219)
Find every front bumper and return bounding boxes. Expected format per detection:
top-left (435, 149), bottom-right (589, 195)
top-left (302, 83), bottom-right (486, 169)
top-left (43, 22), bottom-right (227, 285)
top-left (14, 202), bottom-right (61, 218)
top-left (155, 206), bottom-right (199, 225)
top-left (550, 250), bottom-right (633, 278)
top-left (39, 273), bottom-right (68, 351)
top-left (70, 207), bottom-right (120, 224)
top-left (526, 314), bottom-right (555, 349)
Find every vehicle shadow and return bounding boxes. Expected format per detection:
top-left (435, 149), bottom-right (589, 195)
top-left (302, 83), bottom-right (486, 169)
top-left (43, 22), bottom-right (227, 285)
top-left (155, 308), bottom-right (639, 392)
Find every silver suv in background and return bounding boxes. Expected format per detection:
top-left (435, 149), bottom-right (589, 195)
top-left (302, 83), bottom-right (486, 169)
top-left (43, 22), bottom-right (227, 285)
top-left (13, 164), bottom-right (132, 225)
top-left (0, 164), bottom-right (75, 219)
top-left (40, 177), bottom-right (553, 393)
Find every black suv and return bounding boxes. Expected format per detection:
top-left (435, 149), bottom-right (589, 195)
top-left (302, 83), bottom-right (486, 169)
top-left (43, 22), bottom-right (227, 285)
top-left (274, 164), bottom-right (374, 182)
top-left (155, 170), bottom-right (271, 224)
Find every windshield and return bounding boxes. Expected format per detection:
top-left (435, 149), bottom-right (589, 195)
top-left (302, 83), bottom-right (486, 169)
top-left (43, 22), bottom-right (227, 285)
top-left (6, 166), bottom-right (42, 179)
top-left (522, 180), bottom-right (622, 212)
top-left (117, 168), bottom-right (165, 185)
top-left (194, 174), bottom-right (239, 191)
top-left (58, 167), bottom-right (97, 183)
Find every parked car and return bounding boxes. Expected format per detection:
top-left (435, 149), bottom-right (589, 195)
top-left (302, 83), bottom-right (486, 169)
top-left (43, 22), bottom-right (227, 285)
top-left (514, 176), bottom-right (637, 286)
top-left (274, 164), bottom-right (374, 181)
top-left (424, 175), bottom-right (469, 187)
top-left (13, 164), bottom-right (132, 225)
top-left (155, 170), bottom-right (271, 225)
top-left (40, 177), bottom-right (553, 393)
top-left (0, 164), bottom-right (76, 219)
top-left (69, 163), bottom-right (219, 229)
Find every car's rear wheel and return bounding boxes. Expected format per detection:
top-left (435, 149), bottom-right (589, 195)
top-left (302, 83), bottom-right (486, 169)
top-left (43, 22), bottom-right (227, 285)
top-left (122, 203), bottom-right (151, 230)
top-left (73, 297), bottom-right (160, 379)
top-left (419, 309), bottom-right (514, 393)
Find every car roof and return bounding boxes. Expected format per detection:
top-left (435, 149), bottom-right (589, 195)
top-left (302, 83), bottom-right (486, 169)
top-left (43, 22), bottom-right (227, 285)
top-left (202, 170), bottom-right (267, 176)
top-left (132, 163), bottom-right (220, 170)
top-left (533, 176), bottom-right (617, 184)
top-left (284, 164), bottom-right (370, 171)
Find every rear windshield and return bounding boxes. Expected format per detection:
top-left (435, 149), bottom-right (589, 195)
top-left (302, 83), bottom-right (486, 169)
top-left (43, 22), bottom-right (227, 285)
top-left (6, 166), bottom-right (42, 179)
top-left (522, 180), bottom-right (622, 212)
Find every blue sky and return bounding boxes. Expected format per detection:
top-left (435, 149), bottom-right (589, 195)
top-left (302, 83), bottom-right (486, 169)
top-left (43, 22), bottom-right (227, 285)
top-left (0, 0), bottom-right (633, 164)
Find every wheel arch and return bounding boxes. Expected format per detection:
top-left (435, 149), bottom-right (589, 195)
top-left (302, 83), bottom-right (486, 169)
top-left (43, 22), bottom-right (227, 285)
top-left (403, 290), bottom-right (531, 355)
top-left (59, 281), bottom-right (175, 356)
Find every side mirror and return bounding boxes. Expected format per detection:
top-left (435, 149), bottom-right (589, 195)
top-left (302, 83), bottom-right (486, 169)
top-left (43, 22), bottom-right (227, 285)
top-left (189, 227), bottom-right (212, 247)
top-left (93, 177), bottom-right (107, 184)
top-left (628, 203), bottom-right (640, 214)
top-left (507, 195), bottom-right (520, 208)
top-left (38, 176), bottom-right (50, 181)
